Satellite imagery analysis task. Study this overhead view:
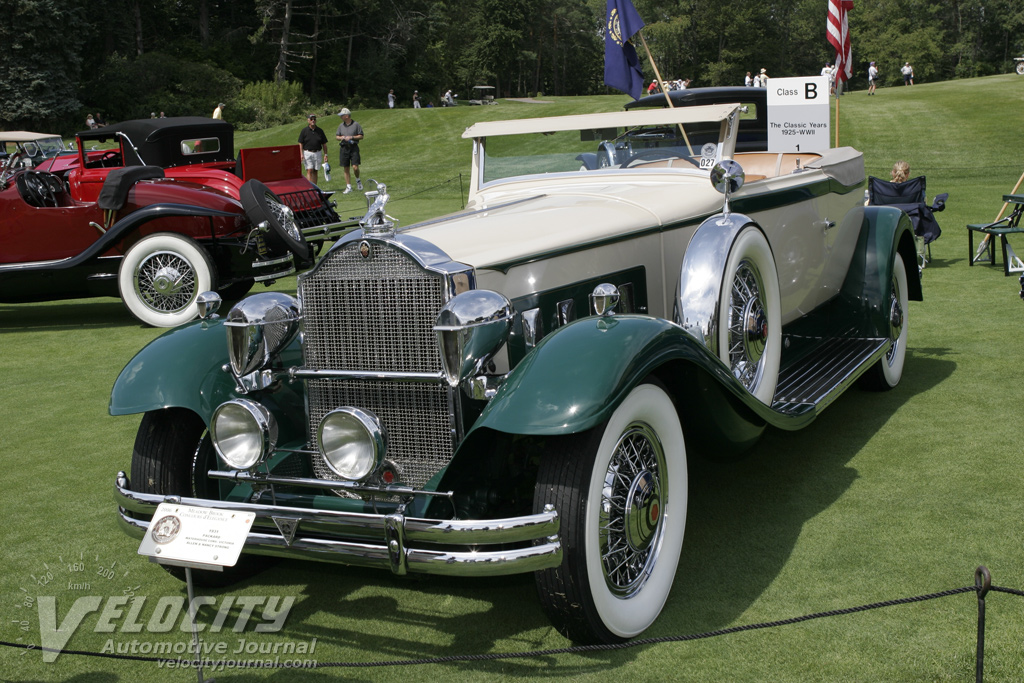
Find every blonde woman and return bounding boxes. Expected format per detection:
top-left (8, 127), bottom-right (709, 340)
top-left (891, 160), bottom-right (910, 183)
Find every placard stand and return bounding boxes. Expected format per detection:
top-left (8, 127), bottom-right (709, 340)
top-left (138, 503), bottom-right (255, 683)
top-left (185, 565), bottom-right (213, 683)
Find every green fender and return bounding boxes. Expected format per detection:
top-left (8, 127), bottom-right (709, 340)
top-left (109, 318), bottom-right (239, 420)
top-left (110, 317), bottom-right (306, 438)
top-left (838, 205), bottom-right (921, 338)
top-left (468, 313), bottom-right (788, 439)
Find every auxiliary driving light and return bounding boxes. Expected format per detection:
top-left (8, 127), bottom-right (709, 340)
top-left (210, 399), bottom-right (278, 470)
top-left (317, 407), bottom-right (387, 481)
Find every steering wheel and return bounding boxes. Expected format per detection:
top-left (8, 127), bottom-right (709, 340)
top-left (18, 171), bottom-right (59, 207)
top-left (622, 150), bottom-right (701, 169)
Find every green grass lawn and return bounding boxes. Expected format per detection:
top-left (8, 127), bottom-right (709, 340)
top-left (3, 74), bottom-right (1024, 682)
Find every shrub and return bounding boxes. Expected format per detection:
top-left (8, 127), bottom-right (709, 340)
top-left (232, 80), bottom-right (309, 131)
top-left (83, 52), bottom-right (241, 123)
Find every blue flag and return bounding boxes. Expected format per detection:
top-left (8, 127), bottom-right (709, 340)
top-left (604, 0), bottom-right (646, 100)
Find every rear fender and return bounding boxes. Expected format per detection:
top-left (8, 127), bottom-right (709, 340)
top-left (838, 206), bottom-right (920, 337)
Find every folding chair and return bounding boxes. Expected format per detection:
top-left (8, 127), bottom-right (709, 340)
top-left (967, 194), bottom-right (1024, 276)
top-left (868, 175), bottom-right (947, 268)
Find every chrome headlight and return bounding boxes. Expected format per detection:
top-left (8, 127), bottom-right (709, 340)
top-left (318, 408), bottom-right (387, 481)
top-left (224, 292), bottom-right (301, 378)
top-left (210, 399), bottom-right (278, 470)
top-left (433, 290), bottom-right (514, 387)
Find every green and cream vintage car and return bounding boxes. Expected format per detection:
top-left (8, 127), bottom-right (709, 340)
top-left (113, 103), bottom-right (920, 644)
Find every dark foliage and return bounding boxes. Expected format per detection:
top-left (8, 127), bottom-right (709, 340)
top-left (1, 0), bottom-right (1021, 131)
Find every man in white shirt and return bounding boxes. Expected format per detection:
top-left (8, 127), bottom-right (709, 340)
top-left (901, 62), bottom-right (914, 85)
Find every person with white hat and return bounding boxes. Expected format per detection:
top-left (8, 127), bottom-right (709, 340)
top-left (335, 108), bottom-right (364, 194)
top-left (868, 61), bottom-right (879, 95)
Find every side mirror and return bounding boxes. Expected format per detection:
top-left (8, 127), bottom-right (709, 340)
top-left (710, 159), bottom-right (745, 217)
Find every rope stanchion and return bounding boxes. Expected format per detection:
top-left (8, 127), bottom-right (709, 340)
top-left (2, 573), bottom-right (1022, 671)
top-left (975, 566), bottom-right (991, 683)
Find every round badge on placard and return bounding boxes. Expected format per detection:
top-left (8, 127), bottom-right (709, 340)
top-left (150, 515), bottom-right (181, 544)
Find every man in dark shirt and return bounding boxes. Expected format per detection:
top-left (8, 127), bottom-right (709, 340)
top-left (298, 114), bottom-right (328, 185)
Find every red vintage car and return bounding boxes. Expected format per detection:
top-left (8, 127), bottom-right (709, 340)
top-left (0, 117), bottom-right (349, 326)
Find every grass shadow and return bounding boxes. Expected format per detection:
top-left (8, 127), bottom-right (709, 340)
top-left (0, 299), bottom-right (141, 332)
top-left (651, 351), bottom-right (956, 638)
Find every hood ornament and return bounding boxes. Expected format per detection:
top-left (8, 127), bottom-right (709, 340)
top-left (359, 180), bottom-right (397, 235)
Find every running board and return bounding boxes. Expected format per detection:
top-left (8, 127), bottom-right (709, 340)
top-left (771, 334), bottom-right (889, 416)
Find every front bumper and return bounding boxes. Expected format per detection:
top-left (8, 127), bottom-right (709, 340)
top-left (115, 472), bottom-right (562, 577)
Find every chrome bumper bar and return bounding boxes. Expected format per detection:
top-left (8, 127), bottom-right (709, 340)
top-left (115, 472), bottom-right (561, 577)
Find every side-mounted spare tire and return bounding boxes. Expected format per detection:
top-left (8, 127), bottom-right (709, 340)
top-left (240, 179), bottom-right (313, 262)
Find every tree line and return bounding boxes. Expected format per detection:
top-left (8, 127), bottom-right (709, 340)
top-left (1, 0), bottom-right (1021, 132)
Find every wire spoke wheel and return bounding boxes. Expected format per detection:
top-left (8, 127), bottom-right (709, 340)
top-left (726, 260), bottom-right (769, 391)
top-left (135, 250), bottom-right (198, 313)
top-left (118, 232), bottom-right (214, 327)
top-left (599, 422), bottom-right (666, 598)
top-left (861, 253), bottom-right (909, 390)
top-left (240, 179), bottom-right (311, 261)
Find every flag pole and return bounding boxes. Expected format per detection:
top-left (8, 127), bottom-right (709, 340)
top-left (834, 84), bottom-right (840, 147)
top-left (636, 31), bottom-right (693, 155)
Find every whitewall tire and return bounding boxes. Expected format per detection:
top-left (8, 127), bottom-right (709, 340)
top-left (118, 232), bottom-right (215, 327)
top-left (717, 226), bottom-right (781, 405)
top-left (863, 254), bottom-right (909, 390)
top-left (534, 381), bottom-right (688, 643)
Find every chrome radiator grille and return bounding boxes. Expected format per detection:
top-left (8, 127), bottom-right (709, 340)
top-left (299, 241), bottom-right (455, 489)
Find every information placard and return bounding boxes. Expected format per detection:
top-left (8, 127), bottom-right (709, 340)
top-left (766, 76), bottom-right (830, 153)
top-left (138, 503), bottom-right (255, 568)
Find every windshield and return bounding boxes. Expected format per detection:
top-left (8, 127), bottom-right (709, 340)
top-left (481, 122), bottom-right (724, 186)
top-left (9, 137), bottom-right (66, 161)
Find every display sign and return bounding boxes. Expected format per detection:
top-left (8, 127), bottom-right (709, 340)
top-left (766, 76), bottom-right (830, 153)
top-left (138, 503), bottom-right (254, 569)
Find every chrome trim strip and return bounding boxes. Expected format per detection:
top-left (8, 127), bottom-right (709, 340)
top-left (206, 469), bottom-right (455, 498)
top-left (301, 220), bottom-right (358, 239)
top-left (288, 368), bottom-right (445, 382)
top-left (252, 254), bottom-right (294, 267)
top-left (115, 473), bottom-right (562, 577)
top-left (253, 266), bottom-right (297, 282)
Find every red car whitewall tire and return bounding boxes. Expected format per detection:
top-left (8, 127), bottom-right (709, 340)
top-left (118, 233), bottom-right (215, 327)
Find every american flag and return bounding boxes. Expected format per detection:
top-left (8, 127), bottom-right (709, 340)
top-left (827, 0), bottom-right (853, 82)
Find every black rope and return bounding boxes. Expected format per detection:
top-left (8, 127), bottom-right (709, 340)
top-left (387, 175), bottom-right (464, 203)
top-left (2, 579), bottom-right (1015, 670)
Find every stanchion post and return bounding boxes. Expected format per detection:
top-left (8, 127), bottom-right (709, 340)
top-left (975, 566), bottom-right (991, 683)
